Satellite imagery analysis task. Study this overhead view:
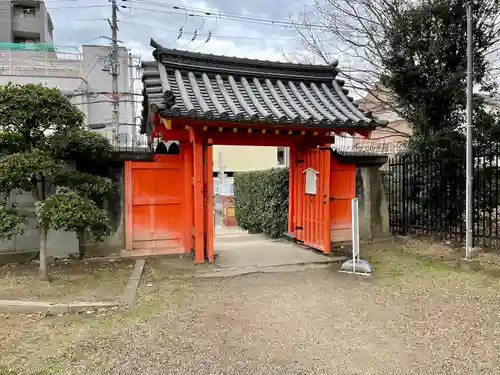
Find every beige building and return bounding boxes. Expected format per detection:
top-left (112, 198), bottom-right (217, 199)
top-left (346, 85), bottom-right (411, 156)
top-left (211, 146), bottom-right (287, 195)
top-left (213, 146), bottom-right (285, 174)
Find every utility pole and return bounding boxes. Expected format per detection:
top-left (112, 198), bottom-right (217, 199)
top-left (110, 0), bottom-right (120, 147)
top-left (465, 1), bottom-right (474, 260)
top-left (128, 53), bottom-right (137, 149)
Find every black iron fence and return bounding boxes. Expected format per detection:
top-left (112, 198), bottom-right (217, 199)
top-left (387, 146), bottom-right (500, 248)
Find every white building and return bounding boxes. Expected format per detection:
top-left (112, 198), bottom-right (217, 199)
top-left (0, 0), bottom-right (54, 44)
top-left (0, 43), bottom-right (142, 147)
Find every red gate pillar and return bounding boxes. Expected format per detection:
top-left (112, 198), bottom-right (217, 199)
top-left (124, 160), bottom-right (133, 251)
top-left (322, 147), bottom-right (332, 254)
top-left (204, 139), bottom-right (214, 263)
top-left (192, 128), bottom-right (205, 263)
top-left (181, 141), bottom-right (194, 254)
top-left (288, 145), bottom-right (296, 234)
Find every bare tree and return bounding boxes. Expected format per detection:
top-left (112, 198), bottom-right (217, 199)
top-left (295, 0), bottom-right (500, 138)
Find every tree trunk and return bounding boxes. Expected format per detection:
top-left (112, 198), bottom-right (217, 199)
top-left (39, 226), bottom-right (49, 281)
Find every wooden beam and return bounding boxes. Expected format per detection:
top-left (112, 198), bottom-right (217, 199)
top-left (170, 117), bottom-right (374, 135)
top-left (355, 129), bottom-right (371, 138)
top-left (153, 122), bottom-right (190, 142)
top-left (205, 131), bottom-right (335, 147)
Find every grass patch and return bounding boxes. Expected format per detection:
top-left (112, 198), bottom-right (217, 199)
top-left (0, 259), bottom-right (133, 302)
top-left (0, 273), bottom-right (192, 375)
top-left (359, 238), bottom-right (500, 293)
top-left (362, 240), bottom-right (462, 283)
top-left (0, 366), bottom-right (18, 375)
top-left (32, 361), bottom-right (64, 375)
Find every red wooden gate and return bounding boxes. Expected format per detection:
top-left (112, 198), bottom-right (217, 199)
top-left (123, 155), bottom-right (186, 257)
top-left (294, 148), bottom-right (331, 253)
top-left (330, 158), bottom-right (356, 243)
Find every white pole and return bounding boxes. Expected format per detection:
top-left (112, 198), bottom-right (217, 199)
top-left (465, 1), bottom-right (474, 260)
top-left (351, 198), bottom-right (360, 272)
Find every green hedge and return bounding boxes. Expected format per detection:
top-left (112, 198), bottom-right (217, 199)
top-left (233, 168), bottom-right (289, 238)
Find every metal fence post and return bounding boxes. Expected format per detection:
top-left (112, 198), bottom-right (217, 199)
top-left (402, 158), bottom-right (407, 234)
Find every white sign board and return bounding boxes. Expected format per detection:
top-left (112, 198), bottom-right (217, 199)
top-left (304, 168), bottom-right (318, 195)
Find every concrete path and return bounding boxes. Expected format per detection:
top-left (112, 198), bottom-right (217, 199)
top-left (213, 225), bottom-right (345, 271)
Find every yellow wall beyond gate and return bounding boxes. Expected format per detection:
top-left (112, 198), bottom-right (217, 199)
top-left (213, 145), bottom-right (282, 173)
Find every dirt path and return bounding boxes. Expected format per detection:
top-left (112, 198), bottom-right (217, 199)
top-left (3, 242), bottom-right (500, 374)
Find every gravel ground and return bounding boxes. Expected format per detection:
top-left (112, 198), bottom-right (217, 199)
top-left (3, 243), bottom-right (500, 375)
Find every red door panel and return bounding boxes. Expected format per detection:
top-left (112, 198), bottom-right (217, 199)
top-left (294, 148), bottom-right (331, 252)
top-left (330, 159), bottom-right (355, 242)
top-left (127, 155), bottom-right (185, 255)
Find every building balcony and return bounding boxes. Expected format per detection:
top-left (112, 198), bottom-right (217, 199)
top-left (11, 13), bottom-right (42, 38)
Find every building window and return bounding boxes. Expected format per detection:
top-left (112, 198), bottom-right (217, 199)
top-left (14, 6), bottom-right (36, 17)
top-left (23, 7), bottom-right (36, 16)
top-left (277, 147), bottom-right (285, 165)
top-left (13, 37), bottom-right (38, 44)
top-left (118, 133), bottom-right (128, 147)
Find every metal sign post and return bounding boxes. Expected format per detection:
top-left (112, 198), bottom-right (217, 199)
top-left (340, 198), bottom-right (373, 276)
top-left (465, 0), bottom-right (474, 260)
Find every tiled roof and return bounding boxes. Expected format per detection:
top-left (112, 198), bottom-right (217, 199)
top-left (140, 39), bottom-right (386, 133)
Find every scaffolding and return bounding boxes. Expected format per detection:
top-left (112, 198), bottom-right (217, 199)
top-left (0, 42), bottom-right (83, 77)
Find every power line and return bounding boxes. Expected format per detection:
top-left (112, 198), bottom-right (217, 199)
top-left (118, 0), bottom-right (329, 30)
top-left (48, 4), bottom-right (108, 10)
top-left (73, 100), bottom-right (142, 105)
top-left (47, 3), bottom-right (300, 44)
top-left (117, 20), bottom-right (296, 41)
top-left (66, 91), bottom-right (143, 97)
top-left (47, 1), bottom-right (345, 42)
top-left (120, 5), bottom-right (300, 30)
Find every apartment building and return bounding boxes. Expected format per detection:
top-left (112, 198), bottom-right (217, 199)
top-left (332, 85), bottom-right (410, 157)
top-left (0, 0), bottom-right (54, 44)
top-left (0, 1), bottom-right (142, 146)
top-left (0, 43), bottom-right (142, 147)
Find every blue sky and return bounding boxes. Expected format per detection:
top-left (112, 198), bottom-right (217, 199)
top-left (47, 0), bottom-right (310, 61)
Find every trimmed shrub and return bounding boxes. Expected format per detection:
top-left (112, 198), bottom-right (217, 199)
top-left (233, 168), bottom-right (289, 238)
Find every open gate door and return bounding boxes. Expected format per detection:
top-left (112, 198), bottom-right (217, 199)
top-left (123, 155), bottom-right (185, 257)
top-left (294, 148), bottom-right (332, 253)
top-left (330, 157), bottom-right (356, 243)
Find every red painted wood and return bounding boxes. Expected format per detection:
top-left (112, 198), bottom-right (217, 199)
top-left (193, 129), bottom-right (205, 263)
top-left (124, 160), bottom-right (133, 251)
top-left (181, 141), bottom-right (194, 253)
top-left (330, 156), bottom-right (356, 243)
top-left (204, 142), bottom-right (214, 263)
top-left (171, 117), bottom-right (371, 135)
top-left (205, 132), bottom-right (335, 147)
top-left (124, 155), bottom-right (185, 255)
top-left (155, 126), bottom-right (191, 142)
top-left (288, 145), bottom-right (296, 234)
top-left (322, 147), bottom-right (332, 253)
top-left (292, 148), bottom-right (335, 253)
top-left (130, 114), bottom-right (372, 261)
